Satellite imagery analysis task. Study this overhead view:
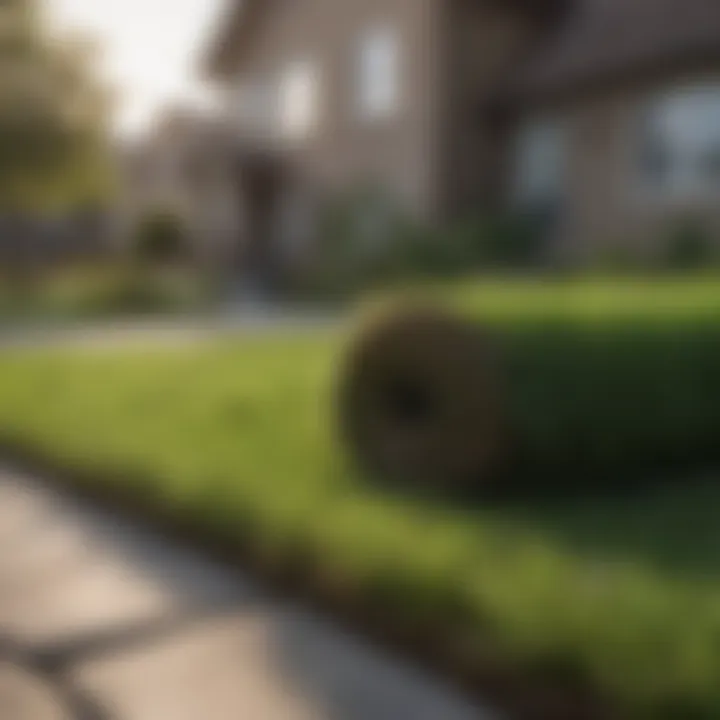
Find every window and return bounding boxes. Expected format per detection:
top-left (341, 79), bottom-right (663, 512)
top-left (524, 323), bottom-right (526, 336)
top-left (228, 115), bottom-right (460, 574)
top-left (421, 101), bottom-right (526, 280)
top-left (639, 84), bottom-right (720, 199)
top-left (357, 26), bottom-right (400, 121)
top-left (235, 79), bottom-right (278, 132)
top-left (513, 119), bottom-right (567, 209)
top-left (280, 60), bottom-right (320, 140)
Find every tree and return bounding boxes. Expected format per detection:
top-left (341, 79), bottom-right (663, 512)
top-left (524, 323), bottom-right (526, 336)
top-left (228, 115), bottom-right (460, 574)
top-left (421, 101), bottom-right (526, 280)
top-left (0, 0), bottom-right (114, 214)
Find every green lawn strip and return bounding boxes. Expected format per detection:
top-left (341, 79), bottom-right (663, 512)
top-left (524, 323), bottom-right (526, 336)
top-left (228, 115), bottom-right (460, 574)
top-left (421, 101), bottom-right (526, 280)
top-left (0, 278), bottom-right (720, 715)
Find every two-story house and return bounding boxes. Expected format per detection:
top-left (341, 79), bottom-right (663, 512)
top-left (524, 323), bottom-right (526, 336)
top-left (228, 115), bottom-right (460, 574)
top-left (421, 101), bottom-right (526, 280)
top-left (204, 0), bottom-right (720, 279)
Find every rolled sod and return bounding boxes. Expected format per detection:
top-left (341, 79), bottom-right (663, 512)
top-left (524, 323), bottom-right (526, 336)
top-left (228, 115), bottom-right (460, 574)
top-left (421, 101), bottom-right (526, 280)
top-left (338, 301), bottom-right (720, 493)
top-left (338, 306), bottom-right (507, 491)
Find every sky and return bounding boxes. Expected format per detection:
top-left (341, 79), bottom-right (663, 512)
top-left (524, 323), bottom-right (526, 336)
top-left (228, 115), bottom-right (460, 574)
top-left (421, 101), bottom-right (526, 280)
top-left (49, 0), bottom-right (226, 137)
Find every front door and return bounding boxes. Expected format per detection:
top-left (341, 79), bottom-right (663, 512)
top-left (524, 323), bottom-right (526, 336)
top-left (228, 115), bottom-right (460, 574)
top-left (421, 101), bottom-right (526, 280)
top-left (239, 159), bottom-right (284, 294)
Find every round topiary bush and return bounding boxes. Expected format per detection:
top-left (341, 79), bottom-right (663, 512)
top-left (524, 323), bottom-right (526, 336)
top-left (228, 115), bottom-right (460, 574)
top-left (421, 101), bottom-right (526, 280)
top-left (337, 305), bottom-right (507, 494)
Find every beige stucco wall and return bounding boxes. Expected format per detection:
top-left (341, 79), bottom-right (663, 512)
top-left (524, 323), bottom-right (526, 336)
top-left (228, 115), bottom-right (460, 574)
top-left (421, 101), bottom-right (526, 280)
top-left (223, 0), bottom-right (447, 221)
top-left (219, 1), bottom-right (720, 269)
top-left (530, 66), bottom-right (720, 264)
top-left (114, 116), bottom-right (244, 268)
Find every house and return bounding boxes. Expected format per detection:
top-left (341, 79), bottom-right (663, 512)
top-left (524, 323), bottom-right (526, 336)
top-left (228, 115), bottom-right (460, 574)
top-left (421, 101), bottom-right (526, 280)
top-left (114, 107), bottom-right (241, 267)
top-left (203, 0), bottom-right (720, 276)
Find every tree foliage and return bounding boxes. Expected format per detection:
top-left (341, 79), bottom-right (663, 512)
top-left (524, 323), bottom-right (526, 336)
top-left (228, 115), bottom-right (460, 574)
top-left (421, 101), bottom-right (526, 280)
top-left (0, 0), bottom-right (114, 212)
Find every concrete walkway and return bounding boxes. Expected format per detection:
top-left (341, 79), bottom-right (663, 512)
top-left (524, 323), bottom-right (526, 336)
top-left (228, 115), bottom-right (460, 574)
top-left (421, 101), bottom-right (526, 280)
top-left (0, 468), bottom-right (492, 720)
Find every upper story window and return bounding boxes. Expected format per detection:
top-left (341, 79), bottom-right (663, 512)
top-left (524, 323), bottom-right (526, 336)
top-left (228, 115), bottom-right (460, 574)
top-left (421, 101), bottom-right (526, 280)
top-left (356, 26), bottom-right (401, 121)
top-left (280, 60), bottom-right (320, 141)
top-left (235, 78), bottom-right (278, 133)
top-left (512, 118), bottom-right (567, 210)
top-left (639, 84), bottom-right (720, 199)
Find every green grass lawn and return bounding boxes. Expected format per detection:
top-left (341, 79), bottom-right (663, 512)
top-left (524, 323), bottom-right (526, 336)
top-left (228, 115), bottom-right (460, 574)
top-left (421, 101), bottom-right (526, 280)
top-left (1, 277), bottom-right (720, 716)
top-left (405, 273), bottom-right (720, 325)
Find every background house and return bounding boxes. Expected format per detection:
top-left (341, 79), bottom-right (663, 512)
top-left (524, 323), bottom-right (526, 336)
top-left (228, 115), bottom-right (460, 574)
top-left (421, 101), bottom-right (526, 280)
top-left (114, 107), bottom-right (242, 269)
top-left (195, 0), bottom-right (720, 277)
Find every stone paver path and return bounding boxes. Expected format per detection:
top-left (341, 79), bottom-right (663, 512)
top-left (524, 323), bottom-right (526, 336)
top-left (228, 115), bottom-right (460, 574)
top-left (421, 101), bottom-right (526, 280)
top-left (0, 468), bottom-right (492, 720)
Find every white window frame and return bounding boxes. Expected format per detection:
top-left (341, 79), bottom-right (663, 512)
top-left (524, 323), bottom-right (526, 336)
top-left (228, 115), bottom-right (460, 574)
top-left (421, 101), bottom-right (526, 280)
top-left (356, 25), bottom-right (401, 122)
top-left (279, 59), bottom-right (320, 142)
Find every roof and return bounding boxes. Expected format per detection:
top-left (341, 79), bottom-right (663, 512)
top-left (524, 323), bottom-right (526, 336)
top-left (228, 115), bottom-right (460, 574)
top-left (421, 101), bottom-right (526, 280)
top-left (203, 0), bottom-right (260, 79)
top-left (202, 0), bottom-right (568, 79)
top-left (515, 0), bottom-right (720, 98)
top-left (203, 0), bottom-right (720, 93)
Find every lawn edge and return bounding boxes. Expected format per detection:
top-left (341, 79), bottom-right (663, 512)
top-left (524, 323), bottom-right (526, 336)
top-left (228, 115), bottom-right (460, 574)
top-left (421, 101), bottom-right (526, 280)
top-left (0, 436), bottom-right (617, 720)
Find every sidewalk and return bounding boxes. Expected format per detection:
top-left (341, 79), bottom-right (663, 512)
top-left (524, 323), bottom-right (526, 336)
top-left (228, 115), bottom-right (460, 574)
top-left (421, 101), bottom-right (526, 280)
top-left (0, 468), bottom-right (492, 720)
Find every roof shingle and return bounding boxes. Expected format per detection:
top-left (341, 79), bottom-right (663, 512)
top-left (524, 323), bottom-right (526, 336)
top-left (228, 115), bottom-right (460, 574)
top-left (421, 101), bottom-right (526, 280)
top-left (517, 0), bottom-right (720, 96)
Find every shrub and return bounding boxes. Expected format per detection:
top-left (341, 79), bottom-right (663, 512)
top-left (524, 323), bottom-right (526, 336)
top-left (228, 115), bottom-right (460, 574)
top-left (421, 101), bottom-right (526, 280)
top-left (133, 208), bottom-right (189, 265)
top-left (662, 217), bottom-right (716, 270)
top-left (38, 264), bottom-right (209, 317)
top-left (404, 217), bottom-right (486, 276)
top-left (305, 187), bottom-right (413, 297)
top-left (85, 271), bottom-right (180, 315)
top-left (477, 212), bottom-right (545, 269)
top-left (305, 191), bottom-right (504, 299)
top-left (388, 212), bottom-right (548, 277)
top-left (592, 241), bottom-right (643, 275)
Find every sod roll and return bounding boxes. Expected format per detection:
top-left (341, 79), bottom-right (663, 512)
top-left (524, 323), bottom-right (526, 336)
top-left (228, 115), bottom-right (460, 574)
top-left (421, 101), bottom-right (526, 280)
top-left (338, 306), bottom-right (506, 491)
top-left (338, 301), bottom-right (720, 493)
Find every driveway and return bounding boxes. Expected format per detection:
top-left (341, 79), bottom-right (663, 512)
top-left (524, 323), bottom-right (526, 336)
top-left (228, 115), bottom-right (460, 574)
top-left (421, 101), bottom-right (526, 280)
top-left (0, 468), bottom-right (493, 720)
